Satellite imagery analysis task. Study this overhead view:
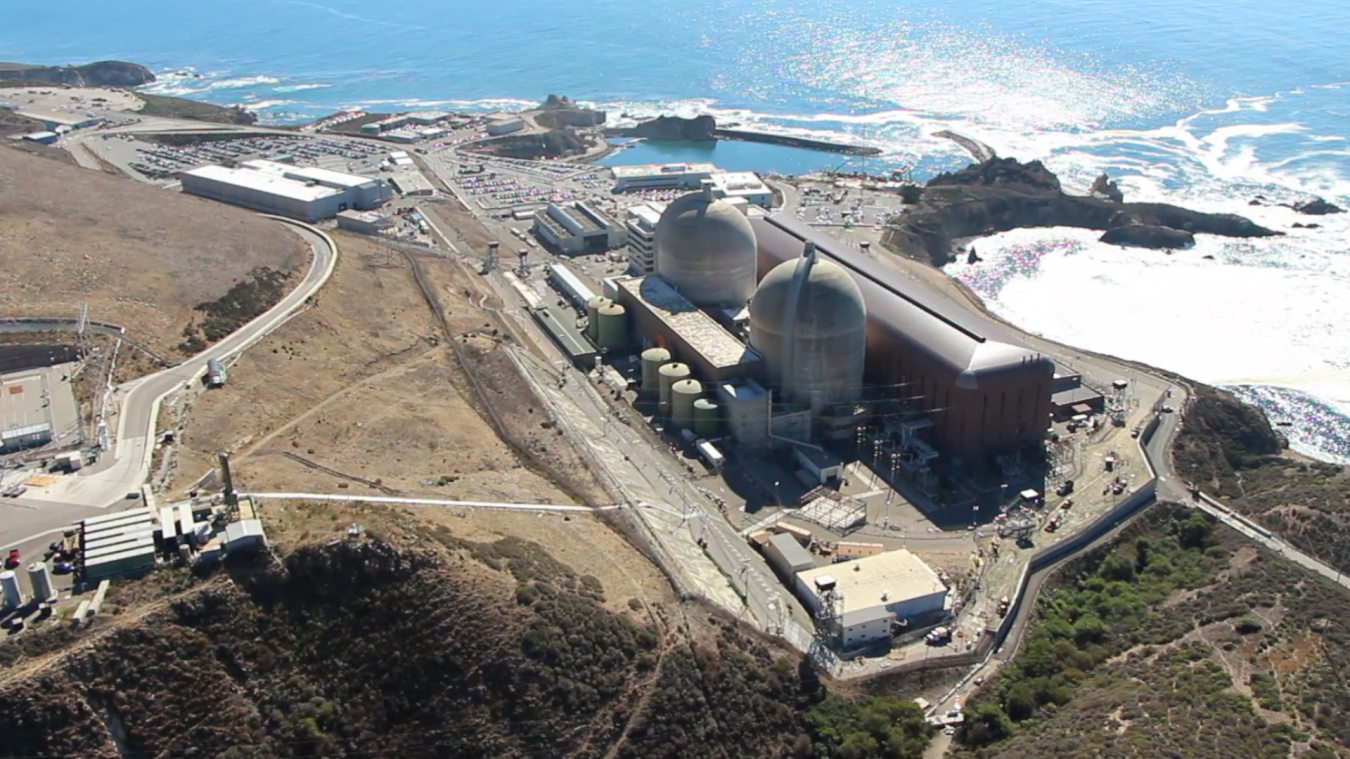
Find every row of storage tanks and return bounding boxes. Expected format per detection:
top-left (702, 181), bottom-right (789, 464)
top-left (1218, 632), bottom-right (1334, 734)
top-left (0, 562), bottom-right (56, 609)
top-left (640, 347), bottom-right (722, 437)
top-left (585, 295), bottom-right (629, 352)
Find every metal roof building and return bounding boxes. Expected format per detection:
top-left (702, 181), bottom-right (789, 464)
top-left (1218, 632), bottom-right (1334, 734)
top-left (797, 549), bottom-right (949, 639)
top-left (181, 160), bottom-right (392, 222)
top-left (79, 508), bottom-right (157, 582)
top-left (751, 213), bottom-right (1055, 461)
top-left (533, 202), bottom-right (625, 254)
top-left (614, 275), bottom-right (762, 383)
top-left (1, 422), bottom-right (52, 453)
top-left (612, 162), bottom-right (717, 192)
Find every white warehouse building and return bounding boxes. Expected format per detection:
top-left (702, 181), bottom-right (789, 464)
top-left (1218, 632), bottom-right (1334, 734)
top-left (796, 549), bottom-right (950, 648)
top-left (181, 159), bottom-right (393, 222)
top-left (709, 171), bottom-right (774, 208)
top-left (533, 201), bottom-right (625, 254)
top-left (611, 162), bottom-right (716, 193)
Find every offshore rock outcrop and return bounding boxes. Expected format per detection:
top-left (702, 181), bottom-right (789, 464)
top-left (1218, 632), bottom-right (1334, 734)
top-left (887, 157), bottom-right (1282, 265)
top-left (631, 114), bottom-right (718, 141)
top-left (534, 94), bottom-right (606, 128)
top-left (1288, 197), bottom-right (1344, 215)
top-left (0, 60), bottom-right (155, 87)
top-left (1099, 224), bottom-right (1194, 249)
top-left (1090, 173), bottom-right (1125, 203)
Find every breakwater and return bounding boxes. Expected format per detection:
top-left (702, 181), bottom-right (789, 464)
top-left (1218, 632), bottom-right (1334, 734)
top-left (713, 128), bottom-right (881, 156)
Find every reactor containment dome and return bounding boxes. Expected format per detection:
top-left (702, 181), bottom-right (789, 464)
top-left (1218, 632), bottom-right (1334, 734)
top-left (750, 240), bottom-right (866, 417)
top-left (655, 180), bottom-right (758, 309)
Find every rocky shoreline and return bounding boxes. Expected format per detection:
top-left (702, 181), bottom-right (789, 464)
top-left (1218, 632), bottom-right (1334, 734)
top-left (885, 157), bottom-right (1282, 264)
top-left (0, 60), bottom-right (155, 88)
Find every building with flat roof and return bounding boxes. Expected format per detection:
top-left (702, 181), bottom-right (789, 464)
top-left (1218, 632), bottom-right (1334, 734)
top-left (1, 422), bottom-right (52, 454)
top-left (614, 275), bottom-right (761, 383)
top-left (181, 160), bottom-right (392, 222)
top-left (337, 210), bottom-right (395, 235)
top-left (15, 131), bottom-right (59, 145)
top-left (709, 171), bottom-right (774, 207)
top-left (611, 162), bottom-right (717, 192)
top-left (624, 202), bottom-right (665, 274)
top-left (796, 549), bottom-right (949, 647)
top-left (546, 263), bottom-right (596, 308)
top-left (19, 110), bottom-right (101, 130)
top-left (533, 201), bottom-right (625, 254)
top-left (486, 116), bottom-right (526, 136)
top-left (763, 532), bottom-right (815, 583)
top-left (79, 508), bottom-right (157, 582)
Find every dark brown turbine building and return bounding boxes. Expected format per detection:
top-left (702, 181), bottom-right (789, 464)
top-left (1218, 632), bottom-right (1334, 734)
top-left (750, 213), bottom-right (1055, 462)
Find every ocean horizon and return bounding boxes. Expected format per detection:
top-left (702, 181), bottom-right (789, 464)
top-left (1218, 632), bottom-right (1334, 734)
top-left (5, 0), bottom-right (1349, 461)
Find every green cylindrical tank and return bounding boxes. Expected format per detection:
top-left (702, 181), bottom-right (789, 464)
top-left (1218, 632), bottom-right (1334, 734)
top-left (670, 378), bottom-right (703, 429)
top-left (640, 347), bottom-right (672, 396)
top-left (596, 302), bottom-right (627, 350)
top-left (657, 362), bottom-right (692, 411)
top-left (585, 295), bottom-right (609, 342)
top-left (693, 398), bottom-right (721, 436)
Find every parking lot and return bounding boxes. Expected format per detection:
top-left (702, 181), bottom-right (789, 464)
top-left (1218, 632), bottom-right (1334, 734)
top-left (95, 132), bottom-right (388, 182)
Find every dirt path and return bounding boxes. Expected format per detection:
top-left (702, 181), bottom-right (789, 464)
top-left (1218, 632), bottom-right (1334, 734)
top-left (233, 345), bottom-right (441, 462)
top-left (0, 576), bottom-right (231, 690)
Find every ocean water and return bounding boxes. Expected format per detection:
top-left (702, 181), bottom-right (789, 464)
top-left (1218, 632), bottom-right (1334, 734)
top-left (5, 0), bottom-right (1348, 461)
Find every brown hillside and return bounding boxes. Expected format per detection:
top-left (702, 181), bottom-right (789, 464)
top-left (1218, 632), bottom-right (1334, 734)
top-left (0, 147), bottom-right (306, 358)
top-left (0, 533), bottom-right (825, 759)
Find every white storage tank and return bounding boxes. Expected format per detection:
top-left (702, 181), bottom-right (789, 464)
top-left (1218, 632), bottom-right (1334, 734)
top-left (693, 398), bottom-right (721, 436)
top-left (670, 378), bottom-right (704, 429)
top-left (655, 181), bottom-right (758, 309)
top-left (27, 562), bottom-right (55, 603)
top-left (750, 241), bottom-right (866, 417)
top-left (585, 295), bottom-right (609, 342)
top-left (657, 362), bottom-right (692, 411)
top-left (596, 302), bottom-right (628, 350)
top-left (640, 347), bottom-right (673, 396)
top-left (0, 570), bottom-right (24, 608)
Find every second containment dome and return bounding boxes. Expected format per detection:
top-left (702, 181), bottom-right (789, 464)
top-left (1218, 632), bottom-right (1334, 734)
top-left (749, 241), bottom-right (866, 417)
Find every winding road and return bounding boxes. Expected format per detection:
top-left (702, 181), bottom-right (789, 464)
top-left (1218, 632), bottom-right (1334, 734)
top-left (0, 219), bottom-right (337, 555)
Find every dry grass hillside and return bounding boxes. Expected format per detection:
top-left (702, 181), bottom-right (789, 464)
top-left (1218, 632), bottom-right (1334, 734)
top-left (0, 147), bottom-right (306, 357)
top-left (0, 507), bottom-right (936, 759)
top-left (166, 232), bottom-right (607, 508)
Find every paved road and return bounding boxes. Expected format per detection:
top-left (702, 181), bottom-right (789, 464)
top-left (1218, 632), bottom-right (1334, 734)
top-left (243, 492), bottom-right (622, 513)
top-left (0, 220), bottom-right (337, 563)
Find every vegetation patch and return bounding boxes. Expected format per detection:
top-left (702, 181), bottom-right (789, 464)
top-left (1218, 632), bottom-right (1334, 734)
top-left (1174, 384), bottom-right (1350, 574)
top-left (953, 503), bottom-right (1350, 758)
top-left (179, 266), bottom-right (291, 352)
top-left (137, 92), bottom-right (258, 124)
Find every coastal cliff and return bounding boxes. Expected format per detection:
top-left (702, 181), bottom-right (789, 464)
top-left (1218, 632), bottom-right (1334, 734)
top-left (888, 157), bottom-right (1282, 263)
top-left (0, 60), bottom-right (155, 88)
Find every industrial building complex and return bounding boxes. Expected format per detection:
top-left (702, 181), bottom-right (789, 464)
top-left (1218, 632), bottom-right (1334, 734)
top-left (180, 159), bottom-right (393, 221)
top-left (534, 178), bottom-right (1053, 468)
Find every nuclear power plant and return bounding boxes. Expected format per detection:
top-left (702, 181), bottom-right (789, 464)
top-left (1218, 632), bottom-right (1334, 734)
top-left (598, 178), bottom-right (1055, 473)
